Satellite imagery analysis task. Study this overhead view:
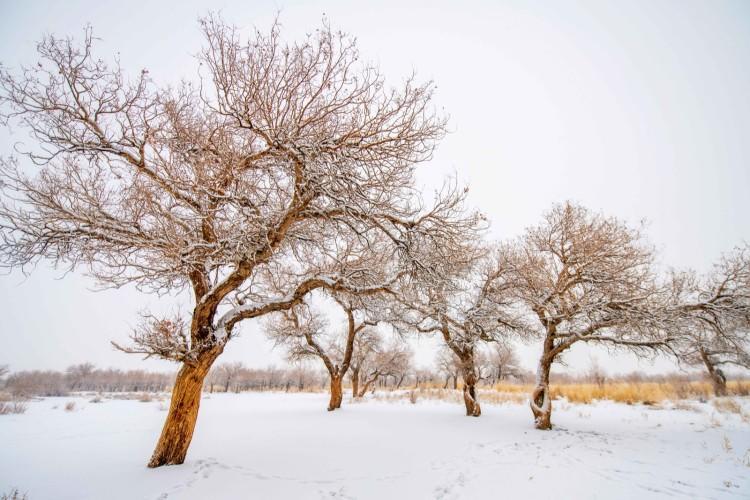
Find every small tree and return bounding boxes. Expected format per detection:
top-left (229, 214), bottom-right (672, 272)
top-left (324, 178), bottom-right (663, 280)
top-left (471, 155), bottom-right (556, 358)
top-left (267, 291), bottom-right (381, 411)
top-left (349, 328), bottom-right (382, 398)
top-left (671, 246), bottom-right (750, 395)
top-left (356, 341), bottom-right (412, 396)
top-left (490, 342), bottom-right (520, 383)
top-left (65, 363), bottom-right (96, 391)
top-left (212, 362), bottom-right (245, 393)
top-left (384, 247), bottom-right (519, 416)
top-left (435, 347), bottom-right (461, 389)
top-left (503, 202), bottom-right (672, 429)
top-left (0, 16), bottom-right (475, 466)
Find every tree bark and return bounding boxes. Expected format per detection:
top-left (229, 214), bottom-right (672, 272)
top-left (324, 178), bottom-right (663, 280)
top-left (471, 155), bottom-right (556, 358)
top-left (461, 366), bottom-right (481, 417)
top-left (351, 366), bottom-right (360, 398)
top-left (328, 374), bottom-right (343, 411)
top-left (148, 349), bottom-right (220, 468)
top-left (530, 355), bottom-right (553, 430)
top-left (700, 349), bottom-right (727, 397)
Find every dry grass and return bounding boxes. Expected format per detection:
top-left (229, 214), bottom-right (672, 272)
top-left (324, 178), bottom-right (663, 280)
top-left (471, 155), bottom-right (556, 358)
top-left (373, 380), bottom-right (750, 406)
top-left (64, 401), bottom-right (76, 412)
top-left (0, 401), bottom-right (27, 415)
top-left (487, 380), bottom-right (750, 405)
top-left (713, 398), bottom-right (743, 415)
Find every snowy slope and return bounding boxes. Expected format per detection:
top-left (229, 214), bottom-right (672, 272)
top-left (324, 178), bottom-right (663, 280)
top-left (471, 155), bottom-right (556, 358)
top-left (1, 393), bottom-right (748, 499)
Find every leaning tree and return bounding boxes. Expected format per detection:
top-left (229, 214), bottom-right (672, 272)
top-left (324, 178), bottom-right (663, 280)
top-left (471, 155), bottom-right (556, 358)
top-left (0, 16), bottom-right (477, 466)
top-left (502, 202), bottom-right (673, 429)
top-left (670, 245), bottom-right (750, 395)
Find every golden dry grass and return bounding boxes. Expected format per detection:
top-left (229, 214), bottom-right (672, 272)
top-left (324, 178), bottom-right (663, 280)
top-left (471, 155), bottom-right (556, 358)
top-left (370, 380), bottom-right (750, 406)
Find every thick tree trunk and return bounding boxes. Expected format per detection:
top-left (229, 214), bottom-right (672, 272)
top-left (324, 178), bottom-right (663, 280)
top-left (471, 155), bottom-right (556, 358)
top-left (700, 349), bottom-right (727, 396)
top-left (530, 355), bottom-right (553, 430)
top-left (351, 366), bottom-right (360, 398)
top-left (328, 375), bottom-right (343, 411)
top-left (148, 349), bottom-right (219, 468)
top-left (461, 368), bottom-right (481, 417)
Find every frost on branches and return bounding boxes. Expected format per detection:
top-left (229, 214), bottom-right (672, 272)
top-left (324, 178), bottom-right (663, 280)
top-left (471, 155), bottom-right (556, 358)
top-left (501, 202), bottom-right (674, 429)
top-left (0, 15), bottom-right (479, 467)
top-left (382, 243), bottom-right (521, 417)
top-left (670, 245), bottom-right (750, 395)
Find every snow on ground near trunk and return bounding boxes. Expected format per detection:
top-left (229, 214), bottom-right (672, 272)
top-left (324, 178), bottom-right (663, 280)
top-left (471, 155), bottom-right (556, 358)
top-left (1, 393), bottom-right (749, 499)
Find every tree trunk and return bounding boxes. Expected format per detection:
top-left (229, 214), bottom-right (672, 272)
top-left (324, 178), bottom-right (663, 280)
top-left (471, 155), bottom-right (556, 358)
top-left (358, 374), bottom-right (378, 397)
top-left (700, 349), bottom-right (727, 396)
top-left (351, 366), bottom-right (360, 398)
top-left (452, 374), bottom-right (458, 390)
top-left (148, 349), bottom-right (219, 468)
top-left (461, 367), bottom-right (481, 417)
top-left (328, 375), bottom-right (343, 411)
top-left (530, 355), bottom-right (553, 430)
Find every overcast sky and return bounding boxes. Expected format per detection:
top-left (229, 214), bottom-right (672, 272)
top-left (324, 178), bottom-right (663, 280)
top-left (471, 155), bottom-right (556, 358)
top-left (1, 0), bottom-right (749, 375)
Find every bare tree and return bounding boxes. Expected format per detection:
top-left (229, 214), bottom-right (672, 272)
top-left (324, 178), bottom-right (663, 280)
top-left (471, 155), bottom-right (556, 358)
top-left (349, 328), bottom-right (381, 398)
top-left (211, 362), bottom-right (245, 393)
top-left (488, 342), bottom-right (520, 383)
top-left (670, 245), bottom-right (750, 395)
top-left (65, 362), bottom-right (96, 391)
top-left (0, 16), bottom-right (476, 466)
top-left (383, 247), bottom-right (519, 416)
top-left (266, 291), bottom-right (380, 411)
top-left (356, 341), bottom-right (412, 396)
top-left (502, 202), bottom-right (672, 429)
top-left (435, 347), bottom-right (461, 389)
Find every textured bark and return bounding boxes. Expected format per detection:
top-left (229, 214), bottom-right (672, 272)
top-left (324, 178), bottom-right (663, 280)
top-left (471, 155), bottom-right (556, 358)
top-left (328, 375), bottom-right (343, 411)
top-left (461, 368), bottom-right (481, 417)
top-left (530, 355), bottom-right (553, 430)
top-left (148, 349), bottom-right (220, 467)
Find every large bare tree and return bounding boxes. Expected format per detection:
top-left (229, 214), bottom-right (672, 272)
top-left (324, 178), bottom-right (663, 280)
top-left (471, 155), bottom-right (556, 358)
top-left (670, 245), bottom-right (750, 395)
top-left (502, 202), bottom-right (672, 429)
top-left (0, 16), bottom-right (476, 466)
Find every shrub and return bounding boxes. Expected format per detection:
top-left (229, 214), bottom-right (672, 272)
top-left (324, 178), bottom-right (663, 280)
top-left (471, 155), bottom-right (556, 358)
top-left (0, 401), bottom-right (27, 415)
top-left (1, 488), bottom-right (27, 500)
top-left (64, 401), bottom-right (76, 412)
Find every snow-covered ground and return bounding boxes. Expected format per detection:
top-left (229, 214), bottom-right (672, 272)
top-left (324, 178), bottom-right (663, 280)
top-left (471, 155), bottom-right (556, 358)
top-left (1, 392), bottom-right (748, 499)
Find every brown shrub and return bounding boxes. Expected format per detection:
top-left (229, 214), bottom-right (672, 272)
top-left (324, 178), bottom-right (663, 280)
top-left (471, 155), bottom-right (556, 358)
top-left (1, 489), bottom-right (27, 500)
top-left (0, 401), bottom-right (27, 415)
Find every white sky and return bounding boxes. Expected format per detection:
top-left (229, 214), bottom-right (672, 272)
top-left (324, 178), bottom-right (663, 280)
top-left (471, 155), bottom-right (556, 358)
top-left (1, 0), bottom-right (749, 375)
